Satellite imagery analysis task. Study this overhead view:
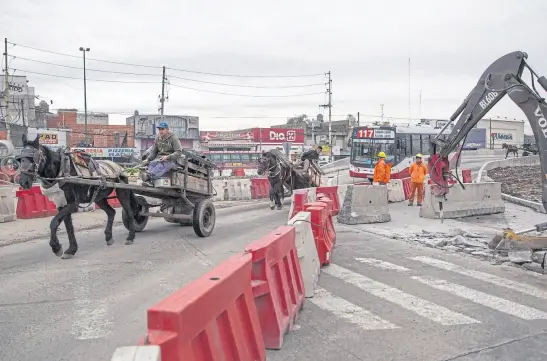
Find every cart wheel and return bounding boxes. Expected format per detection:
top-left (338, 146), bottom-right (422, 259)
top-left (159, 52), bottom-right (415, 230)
top-left (192, 198), bottom-right (215, 237)
top-left (122, 196), bottom-right (149, 232)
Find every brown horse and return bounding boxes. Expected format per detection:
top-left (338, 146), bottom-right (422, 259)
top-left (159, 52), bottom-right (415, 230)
top-left (502, 143), bottom-right (519, 159)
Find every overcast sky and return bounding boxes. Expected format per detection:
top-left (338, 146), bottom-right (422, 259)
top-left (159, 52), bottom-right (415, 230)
top-left (3, 0), bottom-right (547, 132)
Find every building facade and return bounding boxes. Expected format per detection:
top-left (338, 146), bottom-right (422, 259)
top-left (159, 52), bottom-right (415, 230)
top-left (126, 114), bottom-right (200, 152)
top-left (0, 75), bottom-right (36, 127)
top-left (476, 118), bottom-right (525, 149)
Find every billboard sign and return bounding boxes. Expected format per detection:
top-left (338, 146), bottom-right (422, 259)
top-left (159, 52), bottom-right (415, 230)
top-left (71, 147), bottom-right (135, 158)
top-left (463, 128), bottom-right (486, 149)
top-left (253, 128), bottom-right (305, 143)
top-left (200, 130), bottom-right (254, 142)
top-left (38, 133), bottom-right (59, 144)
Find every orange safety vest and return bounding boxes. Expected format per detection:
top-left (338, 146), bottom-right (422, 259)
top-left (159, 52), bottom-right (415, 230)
top-left (409, 161), bottom-right (428, 183)
top-left (373, 158), bottom-right (386, 183)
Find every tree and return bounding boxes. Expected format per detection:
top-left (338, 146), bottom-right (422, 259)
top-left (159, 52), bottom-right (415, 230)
top-left (286, 114), bottom-right (309, 128)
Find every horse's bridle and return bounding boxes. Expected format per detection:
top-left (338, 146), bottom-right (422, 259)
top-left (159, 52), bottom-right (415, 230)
top-left (15, 146), bottom-right (45, 182)
top-left (259, 155), bottom-right (281, 178)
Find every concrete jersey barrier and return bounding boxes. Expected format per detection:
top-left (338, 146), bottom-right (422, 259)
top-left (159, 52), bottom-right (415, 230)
top-left (0, 186), bottom-right (16, 223)
top-left (337, 184), bottom-right (391, 224)
top-left (420, 182), bottom-right (505, 219)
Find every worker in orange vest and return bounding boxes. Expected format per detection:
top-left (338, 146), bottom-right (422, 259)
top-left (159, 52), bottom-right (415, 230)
top-left (373, 151), bottom-right (390, 185)
top-left (408, 153), bottom-right (428, 206)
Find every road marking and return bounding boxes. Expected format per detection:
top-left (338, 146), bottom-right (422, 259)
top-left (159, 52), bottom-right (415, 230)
top-left (412, 276), bottom-right (547, 320)
top-left (309, 287), bottom-right (399, 330)
top-left (354, 258), bottom-right (410, 272)
top-left (70, 260), bottom-right (113, 340)
top-left (323, 264), bottom-right (479, 325)
top-left (410, 256), bottom-right (547, 300)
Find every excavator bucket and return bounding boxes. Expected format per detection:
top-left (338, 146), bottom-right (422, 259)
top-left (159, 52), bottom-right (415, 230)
top-left (490, 228), bottom-right (547, 251)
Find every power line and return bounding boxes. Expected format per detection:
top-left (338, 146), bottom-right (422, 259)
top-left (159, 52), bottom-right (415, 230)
top-left (8, 41), bottom-right (325, 78)
top-left (7, 42), bottom-right (162, 69)
top-left (12, 68), bottom-right (161, 84)
top-left (167, 66), bottom-right (325, 78)
top-left (167, 74), bottom-right (325, 88)
top-left (11, 55), bottom-right (326, 89)
top-left (13, 68), bottom-right (325, 96)
top-left (169, 83), bottom-right (325, 97)
top-left (9, 55), bottom-right (159, 76)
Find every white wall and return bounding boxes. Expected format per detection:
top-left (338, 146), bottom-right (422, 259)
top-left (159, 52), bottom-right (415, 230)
top-left (26, 128), bottom-right (68, 149)
top-left (476, 119), bottom-right (524, 148)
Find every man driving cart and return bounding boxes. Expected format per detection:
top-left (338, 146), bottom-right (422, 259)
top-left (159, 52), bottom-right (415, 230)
top-left (140, 121), bottom-right (182, 186)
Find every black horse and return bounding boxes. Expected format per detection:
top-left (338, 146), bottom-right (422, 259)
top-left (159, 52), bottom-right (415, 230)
top-left (257, 150), bottom-right (293, 210)
top-left (502, 143), bottom-right (519, 159)
top-left (16, 134), bottom-right (140, 259)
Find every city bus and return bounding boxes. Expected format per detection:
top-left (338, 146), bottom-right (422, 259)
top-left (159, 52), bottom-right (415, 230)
top-left (349, 125), bottom-right (452, 181)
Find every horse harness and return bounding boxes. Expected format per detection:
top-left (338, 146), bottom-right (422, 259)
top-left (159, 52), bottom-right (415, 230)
top-left (16, 146), bottom-right (118, 207)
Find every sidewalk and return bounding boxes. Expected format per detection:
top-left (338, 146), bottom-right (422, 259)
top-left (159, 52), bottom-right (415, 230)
top-left (0, 199), bottom-right (269, 247)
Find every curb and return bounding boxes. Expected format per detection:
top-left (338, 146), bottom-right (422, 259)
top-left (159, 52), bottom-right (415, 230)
top-left (501, 193), bottom-right (546, 213)
top-left (0, 199), bottom-right (281, 248)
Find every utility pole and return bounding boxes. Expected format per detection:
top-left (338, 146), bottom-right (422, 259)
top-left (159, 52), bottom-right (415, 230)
top-left (21, 99), bottom-right (25, 127)
top-left (319, 71), bottom-right (332, 161)
top-left (380, 104), bottom-right (384, 124)
top-left (160, 66), bottom-right (166, 115)
top-left (79, 47), bottom-right (90, 145)
top-left (3, 38), bottom-right (10, 141)
top-left (357, 112), bottom-right (360, 127)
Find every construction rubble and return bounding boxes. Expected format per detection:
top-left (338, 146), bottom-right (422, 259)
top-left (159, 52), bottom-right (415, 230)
top-left (389, 227), bottom-right (547, 274)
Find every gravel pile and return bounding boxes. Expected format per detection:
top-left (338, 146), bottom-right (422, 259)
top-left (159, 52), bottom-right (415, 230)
top-left (487, 165), bottom-right (541, 202)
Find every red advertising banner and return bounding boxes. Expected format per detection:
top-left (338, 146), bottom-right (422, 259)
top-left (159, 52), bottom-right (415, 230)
top-left (200, 131), bottom-right (254, 142)
top-left (252, 128), bottom-right (305, 144)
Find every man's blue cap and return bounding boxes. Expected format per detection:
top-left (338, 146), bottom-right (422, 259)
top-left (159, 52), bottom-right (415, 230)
top-left (157, 121), bottom-right (169, 129)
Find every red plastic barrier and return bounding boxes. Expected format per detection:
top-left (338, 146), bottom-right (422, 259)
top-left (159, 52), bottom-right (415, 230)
top-left (402, 177), bottom-right (412, 200)
top-left (307, 198), bottom-right (336, 248)
top-left (45, 197), bottom-right (58, 217)
top-left (315, 186), bottom-right (340, 215)
top-left (142, 252), bottom-right (266, 361)
top-left (233, 168), bottom-right (245, 177)
top-left (245, 226), bottom-right (305, 350)
top-left (462, 168), bottom-right (472, 183)
top-left (303, 202), bottom-right (334, 267)
top-left (290, 189), bottom-right (309, 219)
top-left (15, 185), bottom-right (58, 219)
top-left (250, 178), bottom-right (270, 199)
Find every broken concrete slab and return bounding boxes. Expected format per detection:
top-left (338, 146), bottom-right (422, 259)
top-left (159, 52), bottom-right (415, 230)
top-left (508, 250), bottom-right (532, 264)
top-left (450, 235), bottom-right (485, 248)
top-left (532, 251), bottom-right (547, 264)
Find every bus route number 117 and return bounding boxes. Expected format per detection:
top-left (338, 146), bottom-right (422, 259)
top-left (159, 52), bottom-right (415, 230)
top-left (357, 129), bottom-right (375, 138)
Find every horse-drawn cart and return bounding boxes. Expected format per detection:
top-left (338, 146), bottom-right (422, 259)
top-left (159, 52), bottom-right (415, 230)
top-left (59, 149), bottom-right (217, 237)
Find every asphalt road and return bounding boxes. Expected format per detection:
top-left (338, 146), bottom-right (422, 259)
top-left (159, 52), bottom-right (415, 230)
top-left (0, 202), bottom-right (289, 361)
top-left (267, 225), bottom-right (547, 361)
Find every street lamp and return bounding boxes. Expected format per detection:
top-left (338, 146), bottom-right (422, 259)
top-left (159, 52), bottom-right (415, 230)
top-left (79, 47), bottom-right (90, 145)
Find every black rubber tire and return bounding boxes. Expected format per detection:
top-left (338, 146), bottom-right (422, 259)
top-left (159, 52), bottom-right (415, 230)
top-left (192, 198), bottom-right (216, 237)
top-left (122, 196), bottom-right (149, 232)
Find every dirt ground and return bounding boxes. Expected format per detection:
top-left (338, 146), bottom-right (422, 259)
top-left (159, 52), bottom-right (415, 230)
top-left (487, 165), bottom-right (541, 202)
